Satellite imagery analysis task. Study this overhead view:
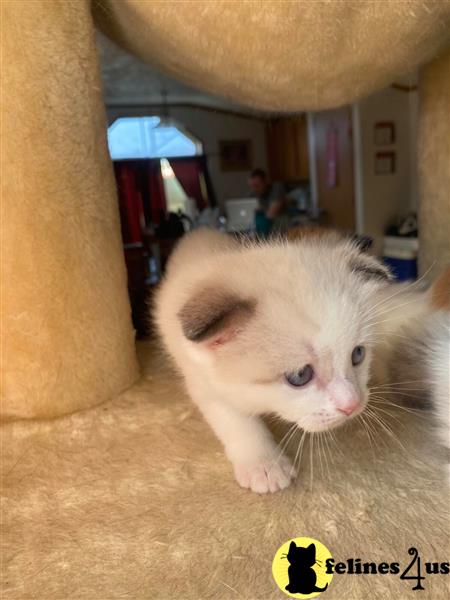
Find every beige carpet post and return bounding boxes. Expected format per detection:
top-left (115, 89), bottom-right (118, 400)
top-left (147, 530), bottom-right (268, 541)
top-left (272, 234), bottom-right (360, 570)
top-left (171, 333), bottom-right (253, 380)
top-left (418, 48), bottom-right (450, 276)
top-left (95, 1), bottom-right (450, 111)
top-left (1, 0), bottom-right (139, 419)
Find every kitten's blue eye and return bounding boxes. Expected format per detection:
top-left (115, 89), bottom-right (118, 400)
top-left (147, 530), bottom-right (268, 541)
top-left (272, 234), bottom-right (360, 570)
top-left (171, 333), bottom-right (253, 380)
top-left (351, 345), bottom-right (365, 366)
top-left (285, 365), bottom-right (314, 387)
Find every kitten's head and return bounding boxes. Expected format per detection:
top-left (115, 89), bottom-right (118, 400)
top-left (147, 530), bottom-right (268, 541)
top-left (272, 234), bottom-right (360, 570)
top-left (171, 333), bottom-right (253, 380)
top-left (178, 236), bottom-right (391, 432)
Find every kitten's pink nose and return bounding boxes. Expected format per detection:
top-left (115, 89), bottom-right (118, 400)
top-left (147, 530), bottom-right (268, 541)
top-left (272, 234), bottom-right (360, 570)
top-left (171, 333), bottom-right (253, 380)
top-left (337, 404), bottom-right (359, 416)
top-left (328, 378), bottom-right (361, 416)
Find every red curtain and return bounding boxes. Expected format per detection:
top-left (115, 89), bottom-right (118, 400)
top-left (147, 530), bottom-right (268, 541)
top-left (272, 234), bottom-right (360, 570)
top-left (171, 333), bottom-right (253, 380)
top-left (114, 159), bottom-right (167, 233)
top-left (114, 163), bottom-right (144, 244)
top-left (169, 158), bottom-right (206, 211)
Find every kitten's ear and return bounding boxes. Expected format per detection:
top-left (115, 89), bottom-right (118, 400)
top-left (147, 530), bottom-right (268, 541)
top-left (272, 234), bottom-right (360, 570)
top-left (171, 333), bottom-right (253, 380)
top-left (289, 541), bottom-right (297, 551)
top-left (350, 254), bottom-right (392, 283)
top-left (307, 543), bottom-right (316, 557)
top-left (178, 287), bottom-right (256, 347)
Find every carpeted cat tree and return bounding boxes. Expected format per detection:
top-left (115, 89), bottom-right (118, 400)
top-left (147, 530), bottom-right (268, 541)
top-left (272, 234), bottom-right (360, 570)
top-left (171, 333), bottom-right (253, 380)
top-left (2, 1), bottom-right (450, 598)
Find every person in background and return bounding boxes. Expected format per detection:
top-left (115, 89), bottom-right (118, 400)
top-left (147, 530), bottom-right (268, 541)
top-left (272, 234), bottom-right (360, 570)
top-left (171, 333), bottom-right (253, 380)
top-left (248, 168), bottom-right (288, 234)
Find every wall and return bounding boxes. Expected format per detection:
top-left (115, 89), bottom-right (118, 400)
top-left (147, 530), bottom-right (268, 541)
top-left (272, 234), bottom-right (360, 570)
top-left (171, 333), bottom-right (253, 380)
top-left (355, 86), bottom-right (419, 253)
top-left (107, 105), bottom-right (268, 209)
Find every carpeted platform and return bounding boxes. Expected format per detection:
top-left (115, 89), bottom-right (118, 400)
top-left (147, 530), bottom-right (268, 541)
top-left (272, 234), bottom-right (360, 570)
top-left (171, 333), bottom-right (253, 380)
top-left (2, 343), bottom-right (449, 599)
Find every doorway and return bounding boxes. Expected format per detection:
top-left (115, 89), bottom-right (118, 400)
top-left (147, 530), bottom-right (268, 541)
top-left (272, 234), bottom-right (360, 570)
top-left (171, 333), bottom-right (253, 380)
top-left (312, 107), bottom-right (355, 230)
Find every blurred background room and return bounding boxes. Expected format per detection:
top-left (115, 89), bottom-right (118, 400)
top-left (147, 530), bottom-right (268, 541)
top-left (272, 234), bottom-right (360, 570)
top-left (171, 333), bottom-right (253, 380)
top-left (98, 33), bottom-right (421, 336)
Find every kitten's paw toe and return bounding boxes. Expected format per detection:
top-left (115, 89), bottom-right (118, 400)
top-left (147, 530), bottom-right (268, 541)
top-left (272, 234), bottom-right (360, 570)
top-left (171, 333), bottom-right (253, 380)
top-left (233, 455), bottom-right (296, 494)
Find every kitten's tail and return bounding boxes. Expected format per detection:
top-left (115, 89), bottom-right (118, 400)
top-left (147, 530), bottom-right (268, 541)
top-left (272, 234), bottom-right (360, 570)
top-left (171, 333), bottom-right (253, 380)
top-left (313, 583), bottom-right (328, 592)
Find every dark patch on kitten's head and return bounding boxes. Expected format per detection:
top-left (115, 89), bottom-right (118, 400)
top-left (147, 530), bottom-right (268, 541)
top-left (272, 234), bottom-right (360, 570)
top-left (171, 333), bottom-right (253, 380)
top-left (178, 287), bottom-right (256, 343)
top-left (350, 258), bottom-right (392, 283)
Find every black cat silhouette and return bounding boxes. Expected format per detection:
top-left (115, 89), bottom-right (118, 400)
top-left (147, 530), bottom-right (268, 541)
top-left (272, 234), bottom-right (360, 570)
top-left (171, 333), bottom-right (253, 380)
top-left (285, 541), bottom-right (328, 595)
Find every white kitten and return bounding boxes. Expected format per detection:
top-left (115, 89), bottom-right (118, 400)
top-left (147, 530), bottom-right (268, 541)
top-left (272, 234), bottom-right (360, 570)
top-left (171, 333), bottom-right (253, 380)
top-left (155, 229), bottom-right (392, 493)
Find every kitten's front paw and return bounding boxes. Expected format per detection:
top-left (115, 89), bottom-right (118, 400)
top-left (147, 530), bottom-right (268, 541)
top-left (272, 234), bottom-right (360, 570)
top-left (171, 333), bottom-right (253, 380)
top-left (233, 454), bottom-right (296, 494)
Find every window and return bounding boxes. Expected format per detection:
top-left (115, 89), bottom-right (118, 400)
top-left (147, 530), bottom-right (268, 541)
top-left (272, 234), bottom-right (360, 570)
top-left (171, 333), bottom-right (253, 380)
top-left (107, 116), bottom-right (202, 160)
top-left (160, 158), bottom-right (191, 214)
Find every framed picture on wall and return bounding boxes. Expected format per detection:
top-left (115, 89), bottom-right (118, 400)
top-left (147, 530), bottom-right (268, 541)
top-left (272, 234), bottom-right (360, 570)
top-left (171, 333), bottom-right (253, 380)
top-left (219, 139), bottom-right (252, 171)
top-left (375, 151), bottom-right (396, 175)
top-left (374, 121), bottom-right (395, 145)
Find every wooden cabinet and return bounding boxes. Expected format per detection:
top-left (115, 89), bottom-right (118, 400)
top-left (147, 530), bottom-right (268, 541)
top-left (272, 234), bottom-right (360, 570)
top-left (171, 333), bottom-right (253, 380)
top-left (265, 115), bottom-right (309, 181)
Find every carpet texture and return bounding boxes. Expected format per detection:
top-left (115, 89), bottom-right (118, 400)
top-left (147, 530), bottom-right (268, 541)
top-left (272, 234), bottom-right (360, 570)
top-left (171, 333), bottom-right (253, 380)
top-left (2, 343), bottom-right (449, 599)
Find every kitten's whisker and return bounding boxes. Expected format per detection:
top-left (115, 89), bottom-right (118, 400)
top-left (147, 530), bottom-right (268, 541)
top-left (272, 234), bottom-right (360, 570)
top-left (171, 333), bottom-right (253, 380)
top-left (322, 432), bottom-right (334, 476)
top-left (370, 390), bottom-right (427, 400)
top-left (370, 379), bottom-right (427, 387)
top-left (366, 261), bottom-right (435, 314)
top-left (270, 423), bottom-right (298, 475)
top-left (364, 296), bottom-right (430, 329)
top-left (370, 378), bottom-right (424, 388)
top-left (293, 430), bottom-right (307, 477)
top-left (309, 433), bottom-right (315, 492)
top-left (328, 428), bottom-right (344, 458)
top-left (364, 331), bottom-right (417, 343)
top-left (368, 398), bottom-right (426, 416)
top-left (364, 311), bottom-right (424, 329)
top-left (370, 382), bottom-right (428, 389)
top-left (275, 423), bottom-right (297, 454)
top-left (316, 432), bottom-right (325, 478)
top-left (365, 407), bottom-right (408, 454)
top-left (321, 434), bottom-right (329, 478)
top-left (370, 387), bottom-right (428, 394)
top-left (317, 433), bottom-right (330, 480)
top-left (361, 410), bottom-right (389, 450)
top-left (369, 392), bottom-right (428, 399)
top-left (358, 413), bottom-right (377, 458)
top-left (365, 293), bottom-right (427, 322)
top-left (370, 391), bottom-right (427, 402)
top-left (367, 403), bottom-right (403, 425)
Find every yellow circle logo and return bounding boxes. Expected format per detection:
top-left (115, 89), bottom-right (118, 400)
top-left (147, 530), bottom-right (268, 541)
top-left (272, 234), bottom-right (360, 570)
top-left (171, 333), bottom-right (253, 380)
top-left (272, 537), bottom-right (333, 598)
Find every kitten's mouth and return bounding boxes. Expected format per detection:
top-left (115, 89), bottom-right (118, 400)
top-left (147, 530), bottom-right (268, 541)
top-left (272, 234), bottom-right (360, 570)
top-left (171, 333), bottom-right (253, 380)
top-left (302, 419), bottom-right (347, 433)
top-left (300, 406), bottom-right (365, 432)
